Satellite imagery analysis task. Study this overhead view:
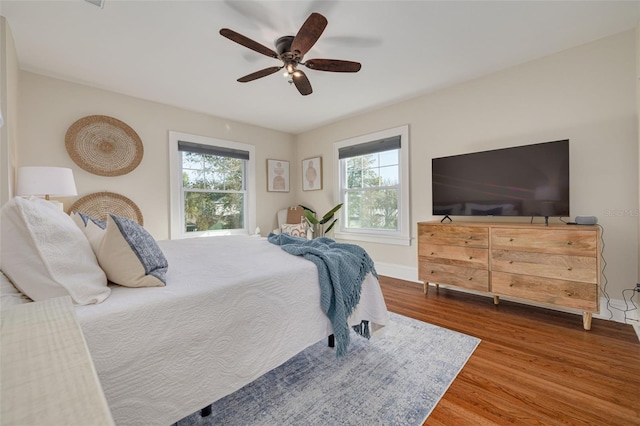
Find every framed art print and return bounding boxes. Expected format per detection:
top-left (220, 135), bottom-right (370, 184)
top-left (302, 156), bottom-right (322, 191)
top-left (267, 159), bottom-right (289, 192)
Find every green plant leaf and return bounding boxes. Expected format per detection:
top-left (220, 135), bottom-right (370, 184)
top-left (325, 218), bottom-right (338, 234)
top-left (299, 204), bottom-right (316, 215)
top-left (304, 210), bottom-right (319, 225)
top-left (321, 203), bottom-right (343, 223)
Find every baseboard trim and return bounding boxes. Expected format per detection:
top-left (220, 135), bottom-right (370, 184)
top-left (375, 262), bottom-right (421, 284)
top-left (377, 263), bottom-right (636, 326)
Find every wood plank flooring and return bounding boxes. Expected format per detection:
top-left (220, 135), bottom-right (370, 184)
top-left (378, 276), bottom-right (640, 426)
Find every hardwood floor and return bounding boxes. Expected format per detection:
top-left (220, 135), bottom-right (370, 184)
top-left (378, 276), bottom-right (640, 426)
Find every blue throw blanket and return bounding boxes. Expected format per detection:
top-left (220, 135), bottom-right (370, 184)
top-left (268, 233), bottom-right (377, 357)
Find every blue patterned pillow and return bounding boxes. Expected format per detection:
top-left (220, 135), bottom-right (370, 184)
top-left (97, 215), bottom-right (168, 287)
top-left (76, 211), bottom-right (106, 229)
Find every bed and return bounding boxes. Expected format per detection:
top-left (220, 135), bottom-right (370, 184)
top-left (0, 197), bottom-right (389, 425)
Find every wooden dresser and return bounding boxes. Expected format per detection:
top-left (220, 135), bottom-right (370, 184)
top-left (418, 221), bottom-right (601, 330)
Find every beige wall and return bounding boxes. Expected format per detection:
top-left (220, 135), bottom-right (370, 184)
top-left (16, 72), bottom-right (296, 239)
top-left (296, 30), bottom-right (639, 312)
top-left (0, 16), bottom-right (19, 205)
top-left (6, 21), bottom-right (639, 319)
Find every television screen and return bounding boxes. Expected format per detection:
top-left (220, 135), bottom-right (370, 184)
top-left (432, 140), bottom-right (569, 217)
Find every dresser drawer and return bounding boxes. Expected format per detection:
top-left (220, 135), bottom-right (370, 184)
top-left (492, 249), bottom-right (597, 283)
top-left (492, 271), bottom-right (598, 311)
top-left (491, 228), bottom-right (597, 257)
top-left (419, 244), bottom-right (488, 268)
top-left (419, 224), bottom-right (488, 248)
top-left (419, 261), bottom-right (489, 292)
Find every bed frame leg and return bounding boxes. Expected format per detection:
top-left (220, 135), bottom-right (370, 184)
top-left (328, 334), bottom-right (335, 348)
top-left (201, 405), bottom-right (212, 417)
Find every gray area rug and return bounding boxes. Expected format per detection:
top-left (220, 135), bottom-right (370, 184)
top-left (177, 312), bottom-right (480, 426)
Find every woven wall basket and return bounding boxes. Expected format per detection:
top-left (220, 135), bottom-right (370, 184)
top-left (65, 115), bottom-right (143, 176)
top-left (68, 191), bottom-right (144, 225)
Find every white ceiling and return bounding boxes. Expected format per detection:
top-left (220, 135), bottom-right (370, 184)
top-left (2, 1), bottom-right (639, 134)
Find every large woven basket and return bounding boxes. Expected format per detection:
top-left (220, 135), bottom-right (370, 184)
top-left (68, 191), bottom-right (144, 225)
top-left (65, 115), bottom-right (143, 177)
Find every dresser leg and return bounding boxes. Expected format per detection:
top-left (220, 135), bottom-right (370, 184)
top-left (582, 312), bottom-right (592, 330)
top-left (493, 295), bottom-right (500, 305)
top-left (423, 281), bottom-right (440, 294)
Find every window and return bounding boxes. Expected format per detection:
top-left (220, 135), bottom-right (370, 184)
top-left (169, 132), bottom-right (255, 239)
top-left (334, 125), bottom-right (410, 246)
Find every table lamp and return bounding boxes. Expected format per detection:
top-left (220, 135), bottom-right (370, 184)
top-left (16, 167), bottom-right (78, 210)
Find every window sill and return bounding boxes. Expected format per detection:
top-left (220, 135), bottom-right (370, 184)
top-left (334, 231), bottom-right (411, 246)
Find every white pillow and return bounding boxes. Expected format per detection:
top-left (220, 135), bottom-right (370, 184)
top-left (0, 270), bottom-right (32, 309)
top-left (71, 211), bottom-right (106, 255)
top-left (97, 215), bottom-right (168, 288)
top-left (0, 197), bottom-right (110, 304)
top-left (281, 223), bottom-right (308, 238)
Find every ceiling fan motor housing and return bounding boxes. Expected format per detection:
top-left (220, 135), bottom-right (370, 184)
top-left (275, 36), bottom-right (295, 56)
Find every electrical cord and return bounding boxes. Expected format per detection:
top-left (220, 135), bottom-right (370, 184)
top-left (597, 224), bottom-right (639, 324)
top-left (598, 224), bottom-right (614, 320)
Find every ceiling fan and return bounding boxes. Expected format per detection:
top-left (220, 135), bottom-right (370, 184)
top-left (220, 13), bottom-right (361, 96)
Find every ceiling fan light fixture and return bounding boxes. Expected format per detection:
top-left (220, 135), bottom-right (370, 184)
top-left (221, 13), bottom-right (360, 96)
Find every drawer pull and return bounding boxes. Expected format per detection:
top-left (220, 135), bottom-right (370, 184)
top-left (565, 291), bottom-right (573, 297)
top-left (467, 236), bottom-right (473, 240)
top-left (469, 256), bottom-right (473, 260)
top-left (509, 283), bottom-right (514, 287)
top-left (509, 238), bottom-right (514, 242)
top-left (567, 267), bottom-right (573, 271)
top-left (430, 270), bottom-right (435, 274)
top-left (508, 260), bottom-right (513, 264)
top-left (430, 252), bottom-right (435, 255)
top-left (468, 277), bottom-right (473, 281)
top-left (567, 241), bottom-right (573, 245)
top-left (430, 233), bottom-right (434, 237)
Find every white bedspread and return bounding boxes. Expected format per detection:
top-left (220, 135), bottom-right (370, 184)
top-left (74, 235), bottom-right (388, 425)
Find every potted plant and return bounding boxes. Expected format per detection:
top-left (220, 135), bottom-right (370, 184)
top-left (300, 203), bottom-right (343, 238)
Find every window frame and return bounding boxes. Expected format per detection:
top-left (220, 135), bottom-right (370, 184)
top-left (169, 131), bottom-right (256, 239)
top-left (333, 125), bottom-right (410, 246)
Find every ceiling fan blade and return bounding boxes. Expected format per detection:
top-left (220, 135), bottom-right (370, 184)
top-left (220, 28), bottom-right (278, 59)
top-left (292, 70), bottom-right (313, 96)
top-left (305, 59), bottom-right (361, 73)
top-left (290, 13), bottom-right (327, 57)
top-left (237, 66), bottom-right (283, 83)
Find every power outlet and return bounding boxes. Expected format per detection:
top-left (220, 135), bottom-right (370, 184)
top-left (636, 283), bottom-right (640, 293)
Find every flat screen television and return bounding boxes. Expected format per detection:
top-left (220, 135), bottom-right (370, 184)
top-left (432, 139), bottom-right (569, 218)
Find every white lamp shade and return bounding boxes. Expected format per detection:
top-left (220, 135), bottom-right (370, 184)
top-left (16, 167), bottom-right (78, 197)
